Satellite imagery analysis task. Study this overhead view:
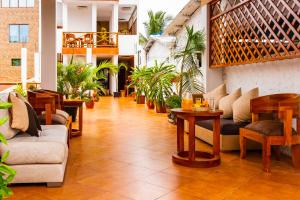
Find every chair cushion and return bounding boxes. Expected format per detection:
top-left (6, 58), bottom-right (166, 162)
top-left (0, 125), bottom-right (68, 165)
top-left (245, 120), bottom-right (296, 136)
top-left (196, 119), bottom-right (249, 135)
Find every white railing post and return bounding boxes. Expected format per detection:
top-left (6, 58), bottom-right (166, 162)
top-left (21, 48), bottom-right (27, 90)
top-left (86, 48), bottom-right (92, 64)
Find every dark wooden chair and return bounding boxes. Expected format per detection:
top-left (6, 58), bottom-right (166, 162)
top-left (240, 93), bottom-right (300, 172)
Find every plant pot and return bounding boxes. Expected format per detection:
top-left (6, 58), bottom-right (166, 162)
top-left (136, 95), bottom-right (145, 104)
top-left (64, 106), bottom-right (78, 122)
top-left (113, 92), bottom-right (121, 97)
top-left (155, 102), bottom-right (167, 113)
top-left (146, 100), bottom-right (155, 109)
top-left (85, 101), bottom-right (95, 109)
top-left (120, 90), bottom-right (125, 97)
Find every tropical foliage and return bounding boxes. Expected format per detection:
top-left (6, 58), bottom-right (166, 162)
top-left (174, 26), bottom-right (206, 97)
top-left (57, 60), bottom-right (116, 99)
top-left (130, 61), bottom-right (176, 107)
top-left (139, 10), bottom-right (172, 46)
top-left (0, 103), bottom-right (16, 199)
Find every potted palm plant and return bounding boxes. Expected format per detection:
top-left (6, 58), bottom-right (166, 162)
top-left (173, 26), bottom-right (206, 97)
top-left (148, 61), bottom-right (176, 113)
top-left (129, 66), bottom-right (150, 104)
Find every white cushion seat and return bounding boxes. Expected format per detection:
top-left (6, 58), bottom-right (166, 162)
top-left (0, 125), bottom-right (68, 165)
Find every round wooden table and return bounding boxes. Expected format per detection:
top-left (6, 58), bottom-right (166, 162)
top-left (171, 108), bottom-right (223, 168)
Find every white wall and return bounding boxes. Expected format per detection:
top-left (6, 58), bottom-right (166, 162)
top-left (119, 35), bottom-right (138, 56)
top-left (224, 58), bottom-right (300, 95)
top-left (146, 5), bottom-right (223, 92)
top-left (67, 5), bottom-right (93, 32)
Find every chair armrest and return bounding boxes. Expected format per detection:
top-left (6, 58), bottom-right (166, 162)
top-left (279, 106), bottom-right (293, 145)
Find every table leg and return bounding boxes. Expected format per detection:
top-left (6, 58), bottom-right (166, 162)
top-left (79, 105), bottom-right (83, 136)
top-left (213, 117), bottom-right (221, 156)
top-left (188, 117), bottom-right (195, 161)
top-left (177, 118), bottom-right (184, 153)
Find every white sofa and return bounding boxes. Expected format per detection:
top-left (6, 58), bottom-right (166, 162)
top-left (0, 92), bottom-right (68, 187)
top-left (1, 125), bottom-right (68, 187)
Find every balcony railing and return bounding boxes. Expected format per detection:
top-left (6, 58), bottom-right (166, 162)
top-left (62, 32), bottom-right (118, 48)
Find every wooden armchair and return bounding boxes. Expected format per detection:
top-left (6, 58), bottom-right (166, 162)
top-left (27, 91), bottom-right (56, 125)
top-left (82, 33), bottom-right (94, 47)
top-left (240, 93), bottom-right (300, 172)
top-left (65, 33), bottom-right (77, 47)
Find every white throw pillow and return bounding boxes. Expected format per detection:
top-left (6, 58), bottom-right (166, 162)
top-left (203, 84), bottom-right (227, 109)
top-left (0, 93), bottom-right (18, 139)
top-left (219, 88), bottom-right (241, 118)
top-left (232, 88), bottom-right (259, 123)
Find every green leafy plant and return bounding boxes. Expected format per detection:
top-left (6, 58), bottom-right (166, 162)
top-left (0, 102), bottom-right (16, 199)
top-left (146, 61), bottom-right (176, 111)
top-left (174, 26), bottom-right (206, 97)
top-left (57, 60), bottom-right (116, 99)
top-left (165, 95), bottom-right (182, 109)
top-left (13, 84), bottom-right (26, 97)
top-left (129, 66), bottom-right (151, 97)
top-left (139, 10), bottom-right (172, 46)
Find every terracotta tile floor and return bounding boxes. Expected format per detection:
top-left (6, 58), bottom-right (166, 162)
top-left (9, 97), bottom-right (300, 200)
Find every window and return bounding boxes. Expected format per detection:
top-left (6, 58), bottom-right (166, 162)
top-left (11, 58), bottom-right (21, 66)
top-left (9, 24), bottom-right (29, 43)
top-left (1, 0), bottom-right (34, 8)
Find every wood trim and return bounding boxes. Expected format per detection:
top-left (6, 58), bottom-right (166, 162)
top-left (209, 0), bottom-right (300, 68)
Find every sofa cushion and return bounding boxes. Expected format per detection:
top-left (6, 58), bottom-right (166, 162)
top-left (0, 125), bottom-right (68, 165)
top-left (9, 93), bottom-right (29, 132)
top-left (219, 88), bottom-right (241, 118)
top-left (196, 119), bottom-right (249, 135)
top-left (232, 88), bottom-right (259, 123)
top-left (0, 93), bottom-right (18, 139)
top-left (245, 120), bottom-right (296, 136)
top-left (24, 102), bottom-right (41, 137)
top-left (203, 84), bottom-right (227, 109)
top-left (39, 113), bottom-right (67, 125)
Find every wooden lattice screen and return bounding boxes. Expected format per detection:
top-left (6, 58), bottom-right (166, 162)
top-left (209, 0), bottom-right (300, 68)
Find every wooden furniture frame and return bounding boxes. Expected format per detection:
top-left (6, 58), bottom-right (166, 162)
top-left (63, 100), bottom-right (84, 137)
top-left (240, 93), bottom-right (300, 172)
top-left (171, 108), bottom-right (223, 168)
top-left (209, 0), bottom-right (300, 68)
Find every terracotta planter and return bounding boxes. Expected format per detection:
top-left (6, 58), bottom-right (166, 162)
top-left (136, 95), bottom-right (145, 104)
top-left (155, 102), bottom-right (167, 113)
top-left (146, 100), bottom-right (155, 109)
top-left (85, 101), bottom-right (95, 109)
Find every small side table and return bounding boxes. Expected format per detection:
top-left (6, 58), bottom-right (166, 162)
top-left (63, 100), bottom-right (84, 137)
top-left (171, 108), bottom-right (223, 168)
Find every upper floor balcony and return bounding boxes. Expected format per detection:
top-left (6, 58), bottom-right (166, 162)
top-left (62, 32), bottom-right (119, 55)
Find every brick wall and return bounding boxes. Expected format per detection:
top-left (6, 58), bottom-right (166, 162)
top-left (0, 0), bottom-right (39, 82)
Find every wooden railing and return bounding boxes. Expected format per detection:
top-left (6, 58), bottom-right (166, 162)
top-left (62, 32), bottom-right (118, 48)
top-left (209, 0), bottom-right (300, 68)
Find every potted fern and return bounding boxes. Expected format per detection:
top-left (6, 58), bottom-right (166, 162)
top-left (0, 102), bottom-right (16, 199)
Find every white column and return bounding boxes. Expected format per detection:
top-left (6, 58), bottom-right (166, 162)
top-left (92, 56), bottom-right (97, 67)
top-left (21, 48), bottom-right (27, 90)
top-left (62, 3), bottom-right (68, 31)
top-left (92, 5), bottom-right (97, 32)
top-left (110, 55), bottom-right (118, 94)
top-left (86, 48), bottom-right (92, 64)
top-left (111, 4), bottom-right (119, 32)
top-left (63, 54), bottom-right (69, 65)
top-left (34, 52), bottom-right (40, 82)
top-left (41, 0), bottom-right (57, 90)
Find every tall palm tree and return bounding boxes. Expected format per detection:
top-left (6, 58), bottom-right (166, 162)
top-left (174, 26), bottom-right (206, 97)
top-left (139, 10), bottom-right (172, 46)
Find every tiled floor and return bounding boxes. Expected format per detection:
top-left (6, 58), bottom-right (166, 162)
top-left (10, 97), bottom-right (300, 200)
